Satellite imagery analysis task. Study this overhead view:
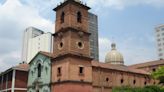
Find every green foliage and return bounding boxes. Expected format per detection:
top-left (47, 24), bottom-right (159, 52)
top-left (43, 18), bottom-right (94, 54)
top-left (151, 66), bottom-right (164, 83)
top-left (112, 85), bottom-right (163, 92)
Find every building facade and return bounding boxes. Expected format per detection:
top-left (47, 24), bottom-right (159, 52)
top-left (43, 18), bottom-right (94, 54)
top-left (88, 13), bottom-right (99, 61)
top-left (27, 32), bottom-right (53, 62)
top-left (21, 27), bottom-right (53, 63)
top-left (27, 52), bottom-right (53, 92)
top-left (155, 24), bottom-right (164, 60)
top-left (21, 27), bottom-right (44, 62)
top-left (129, 60), bottom-right (164, 73)
top-left (26, 0), bottom-right (162, 92)
top-left (0, 63), bottom-right (29, 92)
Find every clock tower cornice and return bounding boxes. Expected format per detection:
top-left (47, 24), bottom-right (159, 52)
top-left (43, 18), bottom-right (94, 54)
top-left (53, 27), bottom-right (91, 37)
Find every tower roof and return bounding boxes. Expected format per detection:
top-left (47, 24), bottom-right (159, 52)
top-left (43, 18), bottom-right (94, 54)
top-left (53, 0), bottom-right (90, 11)
top-left (105, 43), bottom-right (124, 65)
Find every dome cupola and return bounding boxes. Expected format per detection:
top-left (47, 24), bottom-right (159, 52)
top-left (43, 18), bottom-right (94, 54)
top-left (105, 43), bottom-right (124, 65)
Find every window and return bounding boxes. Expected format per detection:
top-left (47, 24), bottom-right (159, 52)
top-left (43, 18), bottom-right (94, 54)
top-left (152, 68), bottom-right (156, 72)
top-left (61, 12), bottom-right (65, 23)
top-left (144, 81), bottom-right (147, 85)
top-left (159, 53), bottom-right (163, 56)
top-left (156, 30), bottom-right (160, 32)
top-left (77, 41), bottom-right (84, 49)
top-left (133, 80), bottom-right (136, 85)
top-left (79, 67), bottom-right (84, 75)
top-left (60, 42), bottom-right (63, 48)
top-left (121, 79), bottom-right (124, 84)
top-left (37, 64), bottom-right (41, 77)
top-left (58, 41), bottom-right (64, 50)
top-left (157, 34), bottom-right (160, 37)
top-left (57, 67), bottom-right (61, 76)
top-left (77, 11), bottom-right (82, 23)
top-left (153, 81), bottom-right (156, 85)
top-left (106, 78), bottom-right (109, 82)
top-left (159, 48), bottom-right (162, 51)
top-left (162, 28), bottom-right (164, 31)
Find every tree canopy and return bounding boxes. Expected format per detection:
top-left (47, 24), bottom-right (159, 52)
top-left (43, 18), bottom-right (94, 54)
top-left (151, 66), bottom-right (164, 84)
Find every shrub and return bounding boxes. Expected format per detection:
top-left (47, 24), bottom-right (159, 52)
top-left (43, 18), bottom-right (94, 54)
top-left (112, 85), bottom-right (163, 92)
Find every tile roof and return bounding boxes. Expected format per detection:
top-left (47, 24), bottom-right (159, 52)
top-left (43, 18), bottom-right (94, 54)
top-left (92, 61), bottom-right (149, 75)
top-left (13, 63), bottom-right (29, 71)
top-left (128, 60), bottom-right (164, 69)
top-left (39, 51), bottom-right (55, 58)
top-left (0, 63), bottom-right (29, 76)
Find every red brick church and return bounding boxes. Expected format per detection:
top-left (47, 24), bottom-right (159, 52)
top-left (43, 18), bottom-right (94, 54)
top-left (0, 0), bottom-right (164, 92)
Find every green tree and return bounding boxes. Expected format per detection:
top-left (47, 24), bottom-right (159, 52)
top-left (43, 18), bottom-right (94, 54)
top-left (151, 66), bottom-right (164, 84)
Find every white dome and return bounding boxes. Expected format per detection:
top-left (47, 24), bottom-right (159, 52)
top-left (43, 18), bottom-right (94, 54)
top-left (105, 43), bottom-right (124, 65)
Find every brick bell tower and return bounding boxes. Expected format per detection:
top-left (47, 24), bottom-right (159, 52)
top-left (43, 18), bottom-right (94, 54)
top-left (51, 0), bottom-right (93, 92)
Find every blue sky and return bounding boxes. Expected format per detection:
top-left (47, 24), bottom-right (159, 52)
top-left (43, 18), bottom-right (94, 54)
top-left (0, 0), bottom-right (164, 71)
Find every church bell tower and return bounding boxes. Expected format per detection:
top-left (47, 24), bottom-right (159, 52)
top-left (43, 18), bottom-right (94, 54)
top-left (51, 0), bottom-right (93, 92)
top-left (53, 0), bottom-right (91, 57)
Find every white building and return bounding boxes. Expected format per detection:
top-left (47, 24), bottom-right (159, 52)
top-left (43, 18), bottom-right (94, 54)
top-left (21, 27), bottom-right (53, 63)
top-left (155, 24), bottom-right (164, 60)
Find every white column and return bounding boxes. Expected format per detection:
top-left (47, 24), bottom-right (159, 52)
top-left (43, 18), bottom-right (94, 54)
top-left (11, 70), bottom-right (16, 92)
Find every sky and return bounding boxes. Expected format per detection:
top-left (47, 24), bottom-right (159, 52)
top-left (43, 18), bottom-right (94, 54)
top-left (0, 0), bottom-right (164, 72)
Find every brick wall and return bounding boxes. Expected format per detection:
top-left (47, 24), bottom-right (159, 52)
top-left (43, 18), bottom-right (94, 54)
top-left (15, 70), bottom-right (28, 88)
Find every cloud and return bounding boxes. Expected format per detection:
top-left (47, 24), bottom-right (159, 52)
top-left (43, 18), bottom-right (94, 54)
top-left (0, 0), bottom-right (54, 71)
top-left (98, 37), bottom-right (111, 62)
top-left (84, 0), bottom-right (164, 10)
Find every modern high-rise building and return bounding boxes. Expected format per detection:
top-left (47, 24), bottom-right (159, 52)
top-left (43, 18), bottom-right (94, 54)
top-left (88, 12), bottom-right (99, 61)
top-left (155, 24), bottom-right (164, 60)
top-left (21, 27), bottom-right (53, 63)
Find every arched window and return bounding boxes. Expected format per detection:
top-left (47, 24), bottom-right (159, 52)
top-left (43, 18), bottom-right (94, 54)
top-left (61, 12), bottom-right (65, 23)
top-left (37, 64), bottom-right (41, 77)
top-left (77, 11), bottom-right (82, 23)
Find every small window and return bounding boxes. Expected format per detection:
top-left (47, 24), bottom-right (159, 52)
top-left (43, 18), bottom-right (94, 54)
top-left (78, 42), bottom-right (82, 48)
top-left (57, 67), bottom-right (61, 76)
top-left (60, 42), bottom-right (63, 48)
top-left (156, 30), bottom-right (160, 32)
top-left (106, 78), bottom-right (109, 82)
top-left (153, 81), bottom-right (156, 85)
top-left (37, 64), bottom-right (41, 77)
top-left (77, 41), bottom-right (84, 49)
top-left (61, 12), bottom-right (65, 23)
top-left (159, 53), bottom-right (163, 56)
top-left (152, 68), bottom-right (156, 72)
top-left (133, 80), bottom-right (136, 85)
top-left (121, 79), bottom-right (124, 84)
top-left (77, 11), bottom-right (82, 23)
top-left (58, 42), bottom-right (64, 50)
top-left (144, 81), bottom-right (147, 85)
top-left (79, 67), bottom-right (84, 74)
top-left (158, 39), bottom-right (161, 42)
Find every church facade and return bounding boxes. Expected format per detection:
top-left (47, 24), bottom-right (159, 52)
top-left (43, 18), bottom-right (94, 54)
top-left (27, 52), bottom-right (53, 92)
top-left (27, 0), bottom-right (162, 92)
